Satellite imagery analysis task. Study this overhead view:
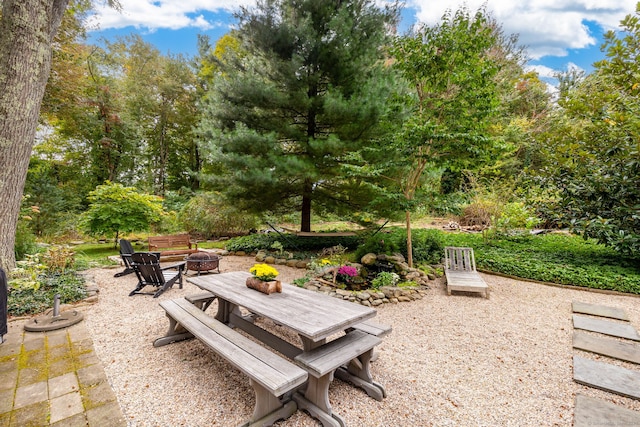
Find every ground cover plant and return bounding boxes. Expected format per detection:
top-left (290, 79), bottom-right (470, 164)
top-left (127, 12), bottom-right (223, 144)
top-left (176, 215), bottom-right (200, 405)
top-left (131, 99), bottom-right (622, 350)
top-left (440, 232), bottom-right (640, 294)
top-left (7, 247), bottom-right (87, 316)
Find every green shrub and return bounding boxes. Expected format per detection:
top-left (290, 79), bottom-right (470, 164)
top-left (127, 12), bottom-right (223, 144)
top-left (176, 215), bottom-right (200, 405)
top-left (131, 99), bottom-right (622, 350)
top-left (370, 271), bottom-right (400, 289)
top-left (226, 233), bottom-right (361, 253)
top-left (8, 255), bottom-right (87, 316)
top-left (410, 229), bottom-right (444, 264)
top-left (496, 202), bottom-right (540, 233)
top-left (180, 192), bottom-right (260, 238)
top-left (226, 233), bottom-right (280, 252)
top-left (14, 220), bottom-right (38, 260)
top-left (353, 230), bottom-right (403, 261)
top-left (354, 228), bottom-right (442, 264)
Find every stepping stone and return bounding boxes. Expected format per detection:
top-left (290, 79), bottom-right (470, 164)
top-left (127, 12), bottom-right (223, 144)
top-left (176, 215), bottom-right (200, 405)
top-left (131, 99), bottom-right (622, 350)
top-left (572, 301), bottom-right (629, 321)
top-left (573, 331), bottom-right (640, 365)
top-left (573, 315), bottom-right (640, 341)
top-left (573, 356), bottom-right (640, 400)
top-left (574, 394), bottom-right (640, 427)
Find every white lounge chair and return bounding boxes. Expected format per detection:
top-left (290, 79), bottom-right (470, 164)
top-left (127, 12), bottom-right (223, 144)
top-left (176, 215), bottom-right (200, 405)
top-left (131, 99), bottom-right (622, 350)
top-left (444, 247), bottom-right (489, 298)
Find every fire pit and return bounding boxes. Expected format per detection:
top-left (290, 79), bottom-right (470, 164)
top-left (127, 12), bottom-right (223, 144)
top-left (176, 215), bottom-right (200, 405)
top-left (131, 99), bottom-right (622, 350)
top-left (184, 252), bottom-right (221, 276)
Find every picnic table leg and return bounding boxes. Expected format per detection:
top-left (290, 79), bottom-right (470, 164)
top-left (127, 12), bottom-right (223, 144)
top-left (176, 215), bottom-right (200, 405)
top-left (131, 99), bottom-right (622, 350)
top-left (215, 299), bottom-right (232, 324)
top-left (334, 349), bottom-right (386, 401)
top-left (153, 315), bottom-right (193, 347)
top-left (241, 379), bottom-right (298, 427)
top-left (293, 374), bottom-right (344, 427)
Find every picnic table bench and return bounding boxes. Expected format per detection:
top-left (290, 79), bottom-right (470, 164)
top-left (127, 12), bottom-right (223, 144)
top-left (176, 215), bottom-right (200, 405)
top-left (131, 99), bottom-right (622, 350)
top-left (154, 297), bottom-right (307, 427)
top-left (293, 330), bottom-right (383, 426)
top-left (148, 234), bottom-right (199, 257)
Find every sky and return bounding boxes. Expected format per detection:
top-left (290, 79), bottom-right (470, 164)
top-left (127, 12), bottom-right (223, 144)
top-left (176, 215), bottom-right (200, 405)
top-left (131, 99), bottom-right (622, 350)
top-left (87, 0), bottom-right (639, 84)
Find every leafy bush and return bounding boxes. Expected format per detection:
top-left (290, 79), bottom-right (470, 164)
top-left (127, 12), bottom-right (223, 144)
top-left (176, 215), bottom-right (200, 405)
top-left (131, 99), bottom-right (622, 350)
top-left (495, 202), bottom-right (540, 233)
top-left (180, 192), bottom-right (260, 238)
top-left (81, 182), bottom-right (164, 246)
top-left (354, 228), bottom-right (442, 264)
top-left (370, 271), bottom-right (400, 289)
top-left (226, 233), bottom-right (281, 252)
top-left (353, 230), bottom-right (403, 261)
top-left (226, 233), bottom-right (361, 253)
top-left (41, 245), bottom-right (75, 273)
top-left (14, 220), bottom-right (38, 260)
top-left (410, 229), bottom-right (444, 264)
top-left (8, 255), bottom-right (87, 316)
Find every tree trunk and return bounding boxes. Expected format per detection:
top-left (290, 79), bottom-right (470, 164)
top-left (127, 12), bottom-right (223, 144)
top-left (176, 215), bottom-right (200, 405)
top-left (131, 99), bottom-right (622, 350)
top-left (301, 180), bottom-right (312, 232)
top-left (0, 0), bottom-right (69, 273)
top-left (405, 210), bottom-right (413, 268)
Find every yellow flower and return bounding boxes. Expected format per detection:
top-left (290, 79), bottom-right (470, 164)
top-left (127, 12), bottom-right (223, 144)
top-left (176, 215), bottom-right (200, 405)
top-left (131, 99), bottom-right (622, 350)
top-left (320, 259), bottom-right (332, 265)
top-left (249, 263), bottom-right (279, 281)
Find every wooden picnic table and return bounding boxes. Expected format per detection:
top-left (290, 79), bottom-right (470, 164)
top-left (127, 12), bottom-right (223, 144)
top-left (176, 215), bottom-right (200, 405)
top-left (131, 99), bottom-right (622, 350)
top-left (186, 271), bottom-right (385, 427)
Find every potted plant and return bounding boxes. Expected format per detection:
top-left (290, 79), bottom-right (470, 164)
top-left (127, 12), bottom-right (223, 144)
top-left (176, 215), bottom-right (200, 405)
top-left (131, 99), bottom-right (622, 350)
top-left (246, 263), bottom-right (282, 294)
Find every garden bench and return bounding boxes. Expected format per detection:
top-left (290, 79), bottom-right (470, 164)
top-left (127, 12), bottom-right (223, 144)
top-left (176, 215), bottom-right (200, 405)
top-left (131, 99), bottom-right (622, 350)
top-left (148, 234), bottom-right (198, 257)
top-left (154, 298), bottom-right (308, 427)
top-left (444, 246), bottom-right (489, 298)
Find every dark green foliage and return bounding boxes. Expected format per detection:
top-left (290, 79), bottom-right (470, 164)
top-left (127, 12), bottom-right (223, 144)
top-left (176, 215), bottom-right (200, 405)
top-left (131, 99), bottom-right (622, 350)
top-left (199, 0), bottom-right (401, 230)
top-left (180, 192), bottom-right (260, 238)
top-left (538, 7), bottom-right (640, 258)
top-left (8, 272), bottom-right (87, 316)
top-left (14, 221), bottom-right (38, 261)
top-left (226, 233), bottom-right (361, 253)
top-left (354, 227), bottom-right (443, 263)
top-left (441, 232), bottom-right (640, 294)
top-left (354, 230), bottom-right (403, 260)
top-left (410, 229), bottom-right (445, 264)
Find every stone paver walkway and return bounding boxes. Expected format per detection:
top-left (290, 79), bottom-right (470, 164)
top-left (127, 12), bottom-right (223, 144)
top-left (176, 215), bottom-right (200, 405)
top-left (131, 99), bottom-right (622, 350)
top-left (0, 318), bottom-right (126, 426)
top-left (572, 302), bottom-right (640, 424)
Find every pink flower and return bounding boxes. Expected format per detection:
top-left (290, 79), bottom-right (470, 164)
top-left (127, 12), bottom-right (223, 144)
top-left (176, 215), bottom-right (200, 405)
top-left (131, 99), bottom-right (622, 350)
top-left (338, 265), bottom-right (358, 277)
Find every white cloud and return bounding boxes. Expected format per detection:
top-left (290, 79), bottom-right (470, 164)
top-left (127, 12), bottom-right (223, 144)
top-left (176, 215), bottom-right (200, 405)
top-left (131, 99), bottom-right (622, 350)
top-left (527, 64), bottom-right (556, 79)
top-left (407, 0), bottom-right (637, 59)
top-left (88, 0), bottom-right (256, 31)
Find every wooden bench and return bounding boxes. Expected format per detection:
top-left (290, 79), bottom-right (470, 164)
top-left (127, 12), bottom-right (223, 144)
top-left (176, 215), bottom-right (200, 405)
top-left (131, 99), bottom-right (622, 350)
top-left (154, 298), bottom-right (307, 427)
top-left (349, 320), bottom-right (392, 337)
top-left (293, 330), bottom-right (385, 425)
top-left (185, 292), bottom-right (216, 311)
top-left (148, 234), bottom-right (198, 257)
top-left (444, 246), bottom-right (489, 298)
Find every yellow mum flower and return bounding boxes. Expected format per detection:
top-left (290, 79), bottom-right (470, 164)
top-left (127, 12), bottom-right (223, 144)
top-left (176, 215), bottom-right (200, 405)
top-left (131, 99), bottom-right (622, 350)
top-left (249, 263), bottom-right (279, 281)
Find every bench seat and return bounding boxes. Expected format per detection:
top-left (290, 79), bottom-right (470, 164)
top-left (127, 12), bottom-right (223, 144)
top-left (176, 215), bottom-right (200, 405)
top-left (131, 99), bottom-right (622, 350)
top-left (155, 298), bottom-right (307, 427)
top-left (185, 292), bottom-right (216, 311)
top-left (295, 330), bottom-right (380, 377)
top-left (349, 320), bottom-right (392, 337)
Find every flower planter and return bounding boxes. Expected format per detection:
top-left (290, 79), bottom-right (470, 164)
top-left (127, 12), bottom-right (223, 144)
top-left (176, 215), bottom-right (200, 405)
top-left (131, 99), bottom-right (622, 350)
top-left (246, 276), bottom-right (282, 294)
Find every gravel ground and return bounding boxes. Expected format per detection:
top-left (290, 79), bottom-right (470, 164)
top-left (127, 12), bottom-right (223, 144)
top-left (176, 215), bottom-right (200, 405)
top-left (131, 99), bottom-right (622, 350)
top-left (82, 255), bottom-right (640, 426)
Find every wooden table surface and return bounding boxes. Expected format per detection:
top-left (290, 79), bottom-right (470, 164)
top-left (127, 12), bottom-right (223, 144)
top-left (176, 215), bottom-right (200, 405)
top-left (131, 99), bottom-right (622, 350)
top-left (187, 271), bottom-right (376, 342)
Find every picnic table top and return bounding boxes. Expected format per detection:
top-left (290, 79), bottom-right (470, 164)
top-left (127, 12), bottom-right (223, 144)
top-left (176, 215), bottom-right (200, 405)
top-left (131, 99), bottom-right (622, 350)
top-left (187, 271), bottom-right (376, 342)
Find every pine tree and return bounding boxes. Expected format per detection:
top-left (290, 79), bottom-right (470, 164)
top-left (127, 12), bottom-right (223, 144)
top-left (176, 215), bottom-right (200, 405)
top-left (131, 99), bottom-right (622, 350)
top-left (199, 0), bottom-right (400, 231)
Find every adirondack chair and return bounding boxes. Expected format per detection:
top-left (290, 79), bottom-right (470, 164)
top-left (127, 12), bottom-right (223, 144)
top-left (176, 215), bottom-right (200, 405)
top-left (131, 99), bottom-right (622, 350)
top-left (444, 246), bottom-right (489, 298)
top-left (114, 239), bottom-right (136, 278)
top-left (129, 252), bottom-right (185, 298)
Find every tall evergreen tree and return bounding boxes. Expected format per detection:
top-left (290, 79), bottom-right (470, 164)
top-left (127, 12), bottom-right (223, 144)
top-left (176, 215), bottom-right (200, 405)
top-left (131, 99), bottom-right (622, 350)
top-left (199, 0), bottom-right (400, 232)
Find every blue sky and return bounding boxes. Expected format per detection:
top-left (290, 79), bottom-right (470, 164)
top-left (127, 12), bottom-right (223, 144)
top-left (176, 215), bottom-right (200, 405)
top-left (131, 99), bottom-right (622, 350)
top-left (87, 1), bottom-right (638, 84)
